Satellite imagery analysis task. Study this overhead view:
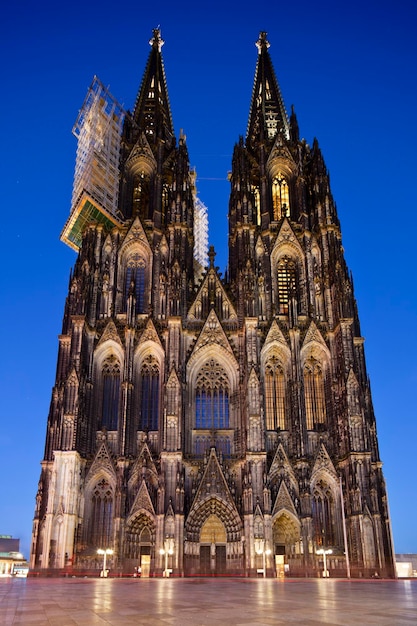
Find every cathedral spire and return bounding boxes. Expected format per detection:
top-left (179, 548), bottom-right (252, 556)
top-left (247, 31), bottom-right (289, 150)
top-left (132, 28), bottom-right (174, 145)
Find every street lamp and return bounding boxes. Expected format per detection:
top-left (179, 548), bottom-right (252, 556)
top-left (97, 548), bottom-right (113, 578)
top-left (316, 548), bottom-right (332, 578)
top-left (256, 541), bottom-right (271, 578)
top-left (159, 541), bottom-right (174, 577)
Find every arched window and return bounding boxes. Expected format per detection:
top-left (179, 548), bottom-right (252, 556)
top-left (89, 478), bottom-right (113, 549)
top-left (139, 357), bottom-right (160, 431)
top-left (304, 357), bottom-right (326, 430)
top-left (102, 356), bottom-right (120, 430)
top-left (277, 256), bottom-right (297, 314)
top-left (125, 255), bottom-right (146, 314)
top-left (195, 360), bottom-right (229, 429)
top-left (312, 479), bottom-right (335, 547)
top-left (272, 173), bottom-right (290, 219)
top-left (264, 357), bottom-right (286, 430)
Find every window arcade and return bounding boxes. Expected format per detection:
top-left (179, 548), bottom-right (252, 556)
top-left (304, 357), bottom-right (326, 430)
top-left (102, 356), bottom-right (120, 431)
top-left (139, 356), bottom-right (160, 431)
top-left (264, 357), bottom-right (287, 430)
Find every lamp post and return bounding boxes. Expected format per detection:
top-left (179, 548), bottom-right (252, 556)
top-left (316, 548), bottom-right (332, 578)
top-left (97, 548), bottom-right (113, 578)
top-left (159, 540), bottom-right (174, 577)
top-left (264, 547), bottom-right (271, 578)
top-left (256, 540), bottom-right (271, 578)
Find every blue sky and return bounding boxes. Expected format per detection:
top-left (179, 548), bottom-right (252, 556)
top-left (1, 0), bottom-right (416, 559)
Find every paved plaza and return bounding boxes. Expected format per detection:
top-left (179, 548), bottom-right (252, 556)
top-left (0, 577), bottom-right (416, 625)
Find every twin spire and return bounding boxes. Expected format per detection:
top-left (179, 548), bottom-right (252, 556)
top-left (247, 31), bottom-right (290, 148)
top-left (132, 28), bottom-right (174, 145)
top-left (133, 29), bottom-right (289, 150)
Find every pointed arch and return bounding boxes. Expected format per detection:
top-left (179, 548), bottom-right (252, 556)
top-left (264, 356), bottom-right (287, 430)
top-left (117, 219), bottom-right (153, 316)
top-left (195, 359), bottom-right (230, 430)
top-left (310, 475), bottom-right (338, 548)
top-left (300, 328), bottom-right (331, 431)
top-left (134, 341), bottom-right (164, 433)
top-left (271, 171), bottom-right (290, 219)
top-left (304, 357), bottom-right (326, 430)
top-left (270, 220), bottom-right (307, 316)
top-left (124, 511), bottom-right (156, 561)
top-left (101, 355), bottom-right (121, 430)
top-left (93, 341), bottom-right (124, 432)
top-left (84, 471), bottom-right (115, 549)
top-left (138, 355), bottom-right (160, 431)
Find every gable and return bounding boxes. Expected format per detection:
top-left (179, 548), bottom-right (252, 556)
top-left (188, 267), bottom-right (237, 323)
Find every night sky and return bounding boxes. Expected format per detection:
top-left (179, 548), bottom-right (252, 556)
top-left (1, 0), bottom-right (416, 559)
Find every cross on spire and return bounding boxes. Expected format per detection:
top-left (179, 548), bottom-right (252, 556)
top-left (255, 31), bottom-right (270, 54)
top-left (149, 27), bottom-right (164, 52)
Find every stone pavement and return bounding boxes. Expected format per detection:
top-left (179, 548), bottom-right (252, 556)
top-left (0, 577), bottom-right (416, 625)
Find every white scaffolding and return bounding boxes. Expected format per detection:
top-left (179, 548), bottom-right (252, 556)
top-left (62, 77), bottom-right (125, 250)
top-left (194, 196), bottom-right (209, 268)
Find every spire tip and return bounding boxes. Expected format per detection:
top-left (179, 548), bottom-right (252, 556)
top-left (256, 31), bottom-right (270, 54)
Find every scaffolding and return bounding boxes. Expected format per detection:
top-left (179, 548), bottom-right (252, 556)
top-left (61, 77), bottom-right (126, 250)
top-left (194, 196), bottom-right (209, 268)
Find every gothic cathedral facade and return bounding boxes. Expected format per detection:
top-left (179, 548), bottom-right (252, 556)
top-left (31, 30), bottom-right (395, 578)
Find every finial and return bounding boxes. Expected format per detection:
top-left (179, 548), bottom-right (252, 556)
top-left (208, 245), bottom-right (216, 268)
top-left (255, 31), bottom-right (270, 54)
top-left (150, 27), bottom-right (164, 51)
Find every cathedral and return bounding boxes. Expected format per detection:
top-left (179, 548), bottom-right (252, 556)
top-left (30, 30), bottom-right (395, 578)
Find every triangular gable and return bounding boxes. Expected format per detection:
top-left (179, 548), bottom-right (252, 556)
top-left (347, 368), bottom-right (359, 387)
top-left (97, 319), bottom-right (123, 349)
top-left (138, 318), bottom-right (163, 349)
top-left (311, 442), bottom-right (338, 483)
top-left (188, 448), bottom-right (236, 514)
top-left (248, 367), bottom-right (260, 388)
top-left (302, 321), bottom-right (328, 353)
top-left (263, 320), bottom-right (289, 350)
top-left (65, 367), bottom-right (79, 387)
top-left (189, 309), bottom-right (236, 362)
top-left (267, 137), bottom-right (296, 171)
top-left (272, 217), bottom-right (303, 257)
top-left (188, 267), bottom-right (237, 323)
top-left (268, 442), bottom-right (298, 489)
top-left (255, 235), bottom-right (267, 258)
top-left (166, 367), bottom-right (180, 387)
top-left (124, 132), bottom-right (157, 174)
top-left (129, 442), bottom-right (159, 489)
top-left (166, 501), bottom-right (175, 519)
top-left (272, 480), bottom-right (298, 518)
top-left (86, 440), bottom-right (117, 482)
top-left (121, 215), bottom-right (151, 252)
top-left (129, 479), bottom-right (156, 518)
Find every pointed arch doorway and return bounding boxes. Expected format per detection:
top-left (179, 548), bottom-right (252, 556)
top-left (199, 514), bottom-right (227, 575)
top-left (272, 511), bottom-right (301, 577)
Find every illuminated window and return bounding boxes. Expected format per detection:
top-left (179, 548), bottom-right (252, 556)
top-left (139, 357), bottom-right (159, 431)
top-left (277, 256), bottom-right (297, 314)
top-left (125, 257), bottom-right (146, 314)
top-left (272, 174), bottom-right (290, 219)
top-left (102, 356), bottom-right (120, 430)
top-left (304, 358), bottom-right (326, 430)
top-left (264, 358), bottom-right (286, 430)
top-left (195, 360), bottom-right (229, 429)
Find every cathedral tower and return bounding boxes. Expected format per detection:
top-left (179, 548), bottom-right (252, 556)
top-left (31, 30), bottom-right (395, 578)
